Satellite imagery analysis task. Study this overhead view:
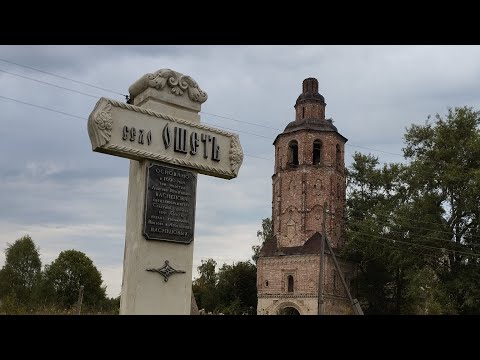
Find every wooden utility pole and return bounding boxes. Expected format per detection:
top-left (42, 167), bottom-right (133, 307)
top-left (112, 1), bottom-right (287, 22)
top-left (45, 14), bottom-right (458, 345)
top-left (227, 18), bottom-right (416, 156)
top-left (77, 285), bottom-right (84, 315)
top-left (317, 200), bottom-right (363, 316)
top-left (318, 202), bottom-right (327, 315)
top-left (324, 236), bottom-right (364, 315)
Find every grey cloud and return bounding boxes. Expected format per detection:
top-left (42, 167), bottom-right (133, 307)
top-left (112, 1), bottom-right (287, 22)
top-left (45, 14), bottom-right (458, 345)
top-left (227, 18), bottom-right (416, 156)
top-left (0, 46), bottom-right (213, 73)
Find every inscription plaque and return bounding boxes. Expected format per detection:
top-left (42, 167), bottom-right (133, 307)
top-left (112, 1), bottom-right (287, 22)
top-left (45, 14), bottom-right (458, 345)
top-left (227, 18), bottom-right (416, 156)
top-left (143, 163), bottom-right (196, 243)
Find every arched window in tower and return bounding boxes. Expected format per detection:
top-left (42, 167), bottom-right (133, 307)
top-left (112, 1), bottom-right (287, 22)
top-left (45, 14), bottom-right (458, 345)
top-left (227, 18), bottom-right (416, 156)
top-left (302, 107), bottom-right (305, 119)
top-left (336, 144), bottom-right (341, 170)
top-left (288, 140), bottom-right (299, 166)
top-left (313, 139), bottom-right (322, 165)
top-left (287, 275), bottom-right (294, 293)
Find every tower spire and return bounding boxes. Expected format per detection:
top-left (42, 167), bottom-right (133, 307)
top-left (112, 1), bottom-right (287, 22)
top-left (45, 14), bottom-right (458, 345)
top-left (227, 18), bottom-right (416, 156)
top-left (294, 77), bottom-right (326, 122)
top-left (302, 77), bottom-right (319, 93)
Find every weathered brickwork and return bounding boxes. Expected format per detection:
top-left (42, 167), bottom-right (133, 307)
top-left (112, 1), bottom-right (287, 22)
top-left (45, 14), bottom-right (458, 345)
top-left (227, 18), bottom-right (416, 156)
top-left (273, 131), bottom-right (346, 249)
top-left (257, 78), bottom-right (357, 315)
top-left (257, 254), bottom-right (356, 315)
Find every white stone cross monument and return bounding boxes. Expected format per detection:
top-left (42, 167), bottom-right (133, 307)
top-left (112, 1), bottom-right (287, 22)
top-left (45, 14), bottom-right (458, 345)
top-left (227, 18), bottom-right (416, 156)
top-left (87, 69), bottom-right (243, 314)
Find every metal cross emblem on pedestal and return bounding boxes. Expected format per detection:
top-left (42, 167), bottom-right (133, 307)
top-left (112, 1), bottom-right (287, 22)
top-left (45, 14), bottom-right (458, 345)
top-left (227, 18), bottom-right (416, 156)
top-left (147, 260), bottom-right (186, 282)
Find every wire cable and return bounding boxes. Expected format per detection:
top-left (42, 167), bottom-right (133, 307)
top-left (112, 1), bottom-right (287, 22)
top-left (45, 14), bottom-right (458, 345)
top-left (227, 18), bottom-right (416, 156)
top-left (0, 95), bottom-right (271, 161)
top-left (348, 236), bottom-right (453, 268)
top-left (0, 94), bottom-right (86, 120)
top-left (347, 231), bottom-right (480, 268)
top-left (200, 111), bottom-right (281, 131)
top-left (1, 57), bottom-right (406, 159)
top-left (347, 218), bottom-right (480, 251)
top-left (348, 229), bottom-right (480, 258)
top-left (351, 208), bottom-right (480, 236)
top-left (0, 69), bottom-right (99, 99)
top-left (347, 213), bottom-right (480, 243)
top-left (202, 122), bottom-right (274, 140)
top-left (0, 58), bottom-right (127, 97)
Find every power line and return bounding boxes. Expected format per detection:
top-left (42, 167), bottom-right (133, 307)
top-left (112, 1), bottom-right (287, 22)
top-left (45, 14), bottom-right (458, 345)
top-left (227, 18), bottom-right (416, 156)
top-left (1, 64), bottom-right (274, 144)
top-left (348, 231), bottom-right (480, 269)
top-left (349, 236), bottom-right (453, 268)
top-left (350, 236), bottom-right (480, 270)
top-left (0, 58), bottom-right (127, 97)
top-left (0, 69), bottom-right (99, 99)
top-left (349, 230), bottom-right (480, 258)
top-left (0, 68), bottom-right (272, 143)
top-left (202, 113), bottom-right (405, 157)
top-left (352, 208), bottom-right (480, 234)
top-left (0, 65), bottom-right (276, 148)
top-left (347, 217), bottom-right (480, 250)
top-left (0, 95), bottom-right (270, 162)
top-left (346, 144), bottom-right (404, 158)
top-left (349, 230), bottom-right (451, 256)
top-left (200, 111), bottom-right (281, 131)
top-left (202, 122), bottom-right (274, 140)
top-left (0, 66), bottom-right (282, 143)
top-left (347, 212), bottom-right (480, 242)
top-left (0, 59), bottom-right (282, 132)
top-left (0, 66), bottom-right (281, 147)
top-left (243, 154), bottom-right (272, 161)
top-left (1, 57), bottom-right (406, 160)
top-left (0, 94), bottom-right (85, 120)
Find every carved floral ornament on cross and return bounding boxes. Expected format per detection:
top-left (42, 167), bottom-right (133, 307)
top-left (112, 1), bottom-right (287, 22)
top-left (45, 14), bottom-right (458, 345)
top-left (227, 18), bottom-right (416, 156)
top-left (129, 69), bottom-right (208, 103)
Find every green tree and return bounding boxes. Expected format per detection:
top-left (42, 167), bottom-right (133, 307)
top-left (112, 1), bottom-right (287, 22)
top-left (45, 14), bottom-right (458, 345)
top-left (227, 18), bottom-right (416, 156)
top-left (0, 235), bottom-right (42, 307)
top-left (216, 261), bottom-right (257, 315)
top-left (403, 106), bottom-right (480, 314)
top-left (252, 217), bottom-right (272, 263)
top-left (404, 106), bottom-right (480, 247)
top-left (404, 266), bottom-right (456, 315)
top-left (344, 106), bottom-right (480, 314)
top-left (42, 250), bottom-right (107, 310)
top-left (344, 153), bottom-right (414, 314)
top-left (102, 295), bottom-right (121, 315)
top-left (192, 258), bottom-right (258, 314)
top-left (192, 259), bottom-right (218, 313)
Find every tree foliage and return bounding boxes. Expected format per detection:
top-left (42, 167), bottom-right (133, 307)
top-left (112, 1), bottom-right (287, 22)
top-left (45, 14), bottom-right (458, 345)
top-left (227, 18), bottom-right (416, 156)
top-left (0, 237), bottom-right (117, 314)
top-left (42, 250), bottom-right (107, 310)
top-left (0, 235), bottom-right (42, 307)
top-left (252, 217), bottom-right (272, 263)
top-left (192, 259), bottom-right (218, 313)
top-left (193, 258), bottom-right (257, 315)
top-left (216, 261), bottom-right (257, 315)
top-left (344, 106), bottom-right (480, 314)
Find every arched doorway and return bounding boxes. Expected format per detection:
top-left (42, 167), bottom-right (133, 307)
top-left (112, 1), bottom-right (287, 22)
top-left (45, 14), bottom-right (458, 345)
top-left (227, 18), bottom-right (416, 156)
top-left (276, 301), bottom-right (302, 315)
top-left (278, 307), bottom-right (300, 315)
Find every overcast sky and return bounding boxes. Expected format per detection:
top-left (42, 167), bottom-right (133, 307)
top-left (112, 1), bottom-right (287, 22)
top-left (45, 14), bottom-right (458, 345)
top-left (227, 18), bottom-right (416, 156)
top-left (1, 45), bottom-right (480, 298)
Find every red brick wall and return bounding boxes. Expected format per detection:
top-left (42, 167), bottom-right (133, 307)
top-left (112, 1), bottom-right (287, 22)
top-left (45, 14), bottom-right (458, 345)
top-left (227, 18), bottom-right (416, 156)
top-left (272, 131), bottom-right (346, 249)
top-left (257, 255), bottom-right (320, 295)
top-left (295, 102), bottom-right (325, 121)
top-left (257, 255), bottom-right (355, 298)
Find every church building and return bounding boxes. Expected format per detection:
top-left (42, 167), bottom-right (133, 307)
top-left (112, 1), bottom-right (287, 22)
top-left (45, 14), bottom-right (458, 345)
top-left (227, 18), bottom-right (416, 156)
top-left (256, 78), bottom-right (356, 315)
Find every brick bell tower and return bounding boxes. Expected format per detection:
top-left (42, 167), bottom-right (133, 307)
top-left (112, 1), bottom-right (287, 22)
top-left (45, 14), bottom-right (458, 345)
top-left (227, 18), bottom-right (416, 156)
top-left (256, 77), bottom-right (356, 315)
